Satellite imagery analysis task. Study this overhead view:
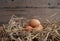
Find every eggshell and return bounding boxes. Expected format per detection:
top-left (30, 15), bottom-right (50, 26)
top-left (29, 19), bottom-right (40, 27)
top-left (24, 25), bottom-right (33, 31)
top-left (33, 25), bottom-right (43, 31)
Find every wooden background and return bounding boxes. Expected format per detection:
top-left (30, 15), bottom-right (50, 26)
top-left (0, 0), bottom-right (60, 24)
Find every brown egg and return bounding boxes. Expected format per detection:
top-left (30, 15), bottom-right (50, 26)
top-left (24, 25), bottom-right (33, 31)
top-left (33, 25), bottom-right (43, 31)
top-left (29, 19), bottom-right (40, 27)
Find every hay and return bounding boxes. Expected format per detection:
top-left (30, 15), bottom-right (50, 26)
top-left (0, 15), bottom-right (60, 41)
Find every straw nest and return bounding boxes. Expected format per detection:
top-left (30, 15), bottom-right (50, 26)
top-left (0, 15), bottom-right (60, 41)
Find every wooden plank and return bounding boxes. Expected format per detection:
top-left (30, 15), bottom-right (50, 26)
top-left (0, 8), bottom-right (60, 23)
top-left (0, 0), bottom-right (48, 7)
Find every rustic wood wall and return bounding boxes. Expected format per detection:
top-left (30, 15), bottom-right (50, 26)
top-left (0, 0), bottom-right (60, 24)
